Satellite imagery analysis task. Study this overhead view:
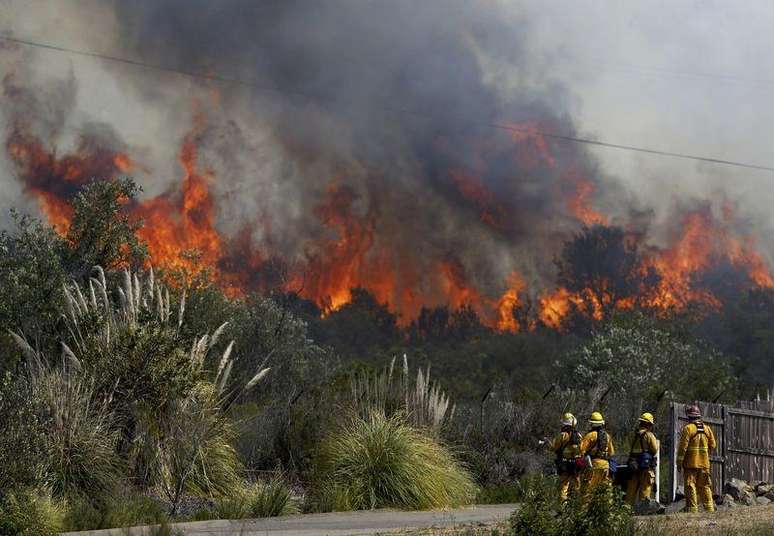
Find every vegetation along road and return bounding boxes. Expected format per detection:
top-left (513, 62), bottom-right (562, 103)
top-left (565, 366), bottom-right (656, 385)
top-left (61, 505), bottom-right (517, 536)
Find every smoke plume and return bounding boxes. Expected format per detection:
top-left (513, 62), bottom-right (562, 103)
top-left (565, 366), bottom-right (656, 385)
top-left (2, 0), bottom-right (773, 328)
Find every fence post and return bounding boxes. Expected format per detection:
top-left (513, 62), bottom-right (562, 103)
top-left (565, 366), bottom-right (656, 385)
top-left (655, 439), bottom-right (660, 503)
top-left (721, 404), bottom-right (727, 491)
top-left (669, 402), bottom-right (677, 502)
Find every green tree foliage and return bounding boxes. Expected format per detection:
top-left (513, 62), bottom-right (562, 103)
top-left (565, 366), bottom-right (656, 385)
top-left (63, 178), bottom-right (147, 279)
top-left (318, 288), bottom-right (399, 357)
top-left (704, 287), bottom-right (774, 388)
top-left (563, 313), bottom-right (738, 403)
top-left (0, 212), bottom-right (67, 366)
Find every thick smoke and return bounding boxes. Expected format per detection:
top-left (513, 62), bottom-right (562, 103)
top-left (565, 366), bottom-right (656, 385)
top-left (103, 1), bottom-right (619, 290)
top-left (2, 1), bottom-right (772, 321)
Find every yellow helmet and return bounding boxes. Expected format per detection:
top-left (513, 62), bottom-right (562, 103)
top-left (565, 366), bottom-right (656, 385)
top-left (639, 412), bottom-right (655, 425)
top-left (561, 412), bottom-right (577, 427)
top-left (589, 411), bottom-right (605, 426)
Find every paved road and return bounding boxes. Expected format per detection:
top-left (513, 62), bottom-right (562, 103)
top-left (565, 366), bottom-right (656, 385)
top-left (61, 504), bottom-right (517, 536)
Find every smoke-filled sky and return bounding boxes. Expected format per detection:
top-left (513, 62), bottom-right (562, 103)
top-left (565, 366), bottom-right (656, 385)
top-left (2, 0), bottom-right (774, 317)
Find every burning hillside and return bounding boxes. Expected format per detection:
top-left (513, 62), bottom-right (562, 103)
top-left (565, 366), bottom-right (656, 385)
top-left (5, 106), bottom-right (774, 331)
top-left (2, 1), bottom-right (774, 332)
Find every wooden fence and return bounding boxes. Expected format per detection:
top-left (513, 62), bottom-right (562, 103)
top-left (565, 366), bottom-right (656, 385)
top-left (668, 400), bottom-right (774, 501)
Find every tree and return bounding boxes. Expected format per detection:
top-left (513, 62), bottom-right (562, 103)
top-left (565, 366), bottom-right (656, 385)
top-left (704, 287), bottom-right (774, 389)
top-left (563, 313), bottom-right (738, 404)
top-left (319, 288), bottom-right (399, 358)
top-left (555, 225), bottom-right (658, 323)
top-left (0, 212), bottom-right (68, 368)
top-left (64, 178), bottom-right (147, 279)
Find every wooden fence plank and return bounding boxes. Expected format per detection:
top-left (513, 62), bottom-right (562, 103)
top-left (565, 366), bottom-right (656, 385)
top-left (669, 399), bottom-right (774, 501)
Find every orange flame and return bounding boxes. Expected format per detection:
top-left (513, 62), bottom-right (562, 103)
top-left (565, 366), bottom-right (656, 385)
top-left (496, 271), bottom-right (526, 332)
top-left (7, 107), bottom-right (774, 332)
top-left (134, 115), bottom-right (222, 278)
top-left (565, 176), bottom-right (608, 226)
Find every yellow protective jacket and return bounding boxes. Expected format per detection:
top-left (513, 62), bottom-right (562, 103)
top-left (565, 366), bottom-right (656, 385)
top-left (550, 430), bottom-right (582, 460)
top-left (677, 421), bottom-right (716, 469)
top-left (581, 429), bottom-right (615, 470)
top-left (626, 428), bottom-right (658, 456)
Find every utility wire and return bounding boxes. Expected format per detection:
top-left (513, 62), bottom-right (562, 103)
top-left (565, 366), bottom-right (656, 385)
top-left (3, 33), bottom-right (774, 173)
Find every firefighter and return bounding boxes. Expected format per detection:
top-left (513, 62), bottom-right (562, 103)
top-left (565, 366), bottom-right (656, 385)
top-left (677, 404), bottom-right (716, 512)
top-left (625, 412), bottom-right (659, 508)
top-left (580, 411), bottom-right (615, 502)
top-left (550, 412), bottom-right (582, 501)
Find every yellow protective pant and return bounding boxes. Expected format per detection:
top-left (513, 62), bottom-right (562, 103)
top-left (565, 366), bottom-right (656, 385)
top-left (625, 469), bottom-right (655, 506)
top-left (581, 467), bottom-right (609, 503)
top-left (684, 468), bottom-right (715, 512)
top-left (558, 472), bottom-right (581, 502)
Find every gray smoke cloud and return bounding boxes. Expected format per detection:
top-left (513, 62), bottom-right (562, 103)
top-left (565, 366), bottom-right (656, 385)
top-left (1, 0), bottom-right (773, 315)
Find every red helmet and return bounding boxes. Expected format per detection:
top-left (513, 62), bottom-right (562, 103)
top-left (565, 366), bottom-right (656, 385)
top-left (685, 404), bottom-right (701, 418)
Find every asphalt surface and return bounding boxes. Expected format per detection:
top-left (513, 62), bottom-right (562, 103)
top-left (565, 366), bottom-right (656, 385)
top-left (61, 504), bottom-right (518, 536)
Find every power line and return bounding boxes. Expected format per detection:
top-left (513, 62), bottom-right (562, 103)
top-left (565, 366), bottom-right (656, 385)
top-left (3, 33), bottom-right (774, 173)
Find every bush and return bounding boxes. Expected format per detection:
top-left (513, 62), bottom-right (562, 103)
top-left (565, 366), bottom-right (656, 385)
top-left (509, 479), bottom-right (634, 536)
top-left (0, 488), bottom-right (63, 536)
top-left (214, 475), bottom-right (298, 519)
top-left (0, 373), bottom-right (47, 494)
top-left (249, 474), bottom-right (298, 518)
top-left (62, 493), bottom-right (167, 531)
top-left (312, 411), bottom-right (477, 511)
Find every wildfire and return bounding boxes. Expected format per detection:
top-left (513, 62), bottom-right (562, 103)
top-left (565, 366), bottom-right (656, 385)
top-left (496, 271), bottom-right (527, 332)
top-left (6, 109), bottom-right (774, 333)
top-left (565, 176), bottom-right (608, 226)
top-left (6, 126), bottom-right (134, 233)
top-left (450, 169), bottom-right (508, 229)
top-left (133, 114), bottom-right (222, 279)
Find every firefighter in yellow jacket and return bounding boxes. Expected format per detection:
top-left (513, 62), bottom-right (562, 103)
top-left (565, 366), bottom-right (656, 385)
top-left (550, 412), bottom-right (582, 501)
top-left (677, 404), bottom-right (716, 512)
top-left (625, 412), bottom-right (659, 507)
top-left (580, 411), bottom-right (615, 502)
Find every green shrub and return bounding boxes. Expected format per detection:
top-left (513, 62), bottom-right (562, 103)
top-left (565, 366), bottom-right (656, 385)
top-left (509, 479), bottom-right (633, 536)
top-left (477, 483), bottom-right (522, 505)
top-left (62, 493), bottom-right (167, 531)
top-left (0, 488), bottom-right (63, 536)
top-left (312, 411), bottom-right (477, 511)
top-left (509, 474), bottom-right (561, 536)
top-left (214, 475), bottom-right (298, 519)
top-left (0, 374), bottom-right (47, 494)
top-left (566, 483), bottom-right (634, 536)
top-left (249, 474), bottom-right (298, 517)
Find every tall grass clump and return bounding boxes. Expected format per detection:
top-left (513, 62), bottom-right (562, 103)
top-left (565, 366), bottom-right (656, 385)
top-left (351, 355), bottom-right (454, 435)
top-left (312, 411), bottom-right (476, 511)
top-left (27, 364), bottom-right (123, 499)
top-left (214, 474), bottom-right (298, 519)
top-left (11, 266), bottom-right (269, 515)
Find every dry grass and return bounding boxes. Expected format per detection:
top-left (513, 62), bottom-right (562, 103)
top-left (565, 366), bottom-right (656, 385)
top-left (636, 504), bottom-right (774, 535)
top-left (389, 505), bottom-right (774, 536)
